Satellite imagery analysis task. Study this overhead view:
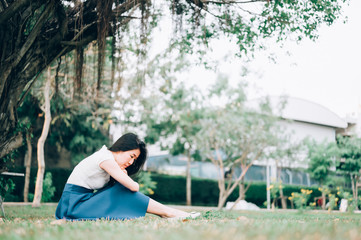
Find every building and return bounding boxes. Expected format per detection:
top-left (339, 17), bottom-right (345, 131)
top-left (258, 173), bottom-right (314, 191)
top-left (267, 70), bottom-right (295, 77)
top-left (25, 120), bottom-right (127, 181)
top-left (146, 96), bottom-right (348, 186)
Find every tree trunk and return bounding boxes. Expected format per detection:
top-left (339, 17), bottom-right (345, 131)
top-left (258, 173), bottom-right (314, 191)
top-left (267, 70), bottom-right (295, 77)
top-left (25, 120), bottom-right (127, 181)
top-left (321, 190), bottom-right (326, 210)
top-left (279, 185), bottom-right (287, 209)
top-left (351, 174), bottom-right (359, 210)
top-left (216, 163), bottom-right (226, 209)
top-left (356, 177), bottom-right (361, 210)
top-left (276, 163), bottom-right (287, 209)
top-left (229, 180), bottom-right (251, 210)
top-left (355, 184), bottom-right (359, 210)
top-left (218, 190), bottom-right (227, 210)
top-left (32, 67), bottom-right (52, 207)
top-left (239, 181), bottom-right (245, 200)
top-left (351, 174), bottom-right (356, 201)
top-left (23, 130), bottom-right (32, 202)
top-left (186, 151), bottom-right (192, 206)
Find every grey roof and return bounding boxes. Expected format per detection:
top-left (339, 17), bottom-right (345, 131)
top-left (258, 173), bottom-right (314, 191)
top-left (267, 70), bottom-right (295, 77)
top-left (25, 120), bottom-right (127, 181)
top-left (248, 96), bottom-right (347, 129)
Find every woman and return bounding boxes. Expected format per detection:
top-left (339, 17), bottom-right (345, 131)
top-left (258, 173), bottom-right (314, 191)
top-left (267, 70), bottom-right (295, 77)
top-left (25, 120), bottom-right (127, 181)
top-left (55, 133), bottom-right (199, 221)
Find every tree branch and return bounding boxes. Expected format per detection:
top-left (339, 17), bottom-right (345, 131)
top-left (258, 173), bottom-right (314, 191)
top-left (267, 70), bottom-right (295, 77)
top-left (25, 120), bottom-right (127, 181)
top-left (113, 0), bottom-right (142, 15)
top-left (56, 35), bottom-right (95, 62)
top-left (202, 0), bottom-right (266, 4)
top-left (3, 0), bottom-right (55, 84)
top-left (17, 73), bottom-right (42, 107)
top-left (0, 132), bottom-right (23, 159)
top-left (224, 149), bottom-right (264, 198)
top-left (233, 149), bottom-right (249, 165)
top-left (0, 0), bottom-right (32, 25)
top-left (225, 168), bottom-right (234, 192)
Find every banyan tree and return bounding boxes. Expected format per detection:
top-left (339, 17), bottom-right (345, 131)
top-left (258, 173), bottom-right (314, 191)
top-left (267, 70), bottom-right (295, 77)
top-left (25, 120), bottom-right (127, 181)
top-left (0, 0), bottom-right (348, 164)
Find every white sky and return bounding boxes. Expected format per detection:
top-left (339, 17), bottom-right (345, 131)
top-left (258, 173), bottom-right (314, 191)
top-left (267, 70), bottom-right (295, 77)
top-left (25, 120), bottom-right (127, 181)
top-left (142, 0), bottom-right (361, 155)
top-left (171, 0), bottom-right (361, 119)
top-left (245, 0), bottom-right (361, 118)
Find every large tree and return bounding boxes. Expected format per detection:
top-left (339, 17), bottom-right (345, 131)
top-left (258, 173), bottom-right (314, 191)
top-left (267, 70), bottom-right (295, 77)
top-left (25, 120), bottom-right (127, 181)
top-left (0, 0), bottom-right (348, 162)
top-left (307, 139), bottom-right (338, 210)
top-left (337, 136), bottom-right (361, 210)
top-left (143, 82), bottom-right (204, 206)
top-left (196, 77), bottom-right (286, 209)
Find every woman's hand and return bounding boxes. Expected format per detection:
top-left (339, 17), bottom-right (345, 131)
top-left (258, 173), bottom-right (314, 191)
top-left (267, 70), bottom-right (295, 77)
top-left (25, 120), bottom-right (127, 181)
top-left (100, 160), bottom-right (139, 192)
top-left (120, 168), bottom-right (127, 175)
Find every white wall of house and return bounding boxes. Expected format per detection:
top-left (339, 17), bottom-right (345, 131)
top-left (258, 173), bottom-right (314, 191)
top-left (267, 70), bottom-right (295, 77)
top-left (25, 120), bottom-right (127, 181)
top-left (280, 120), bottom-right (337, 143)
top-left (264, 97), bottom-right (348, 185)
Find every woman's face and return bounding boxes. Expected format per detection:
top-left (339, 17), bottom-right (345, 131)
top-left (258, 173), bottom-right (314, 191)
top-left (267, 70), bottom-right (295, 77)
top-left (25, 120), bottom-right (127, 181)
top-left (114, 149), bottom-right (140, 169)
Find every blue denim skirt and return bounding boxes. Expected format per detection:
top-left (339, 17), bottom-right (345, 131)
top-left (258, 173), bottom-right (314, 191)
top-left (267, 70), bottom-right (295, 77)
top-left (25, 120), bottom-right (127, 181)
top-left (55, 182), bottom-right (150, 221)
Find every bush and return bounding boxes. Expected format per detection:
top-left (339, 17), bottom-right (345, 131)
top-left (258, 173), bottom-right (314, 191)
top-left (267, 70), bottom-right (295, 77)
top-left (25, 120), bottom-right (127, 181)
top-left (28, 172), bottom-right (56, 202)
top-left (288, 189), bottom-right (313, 209)
top-left (7, 167), bottom-right (71, 202)
top-left (0, 176), bottom-right (15, 201)
top-left (136, 172), bottom-right (157, 195)
top-left (150, 174), bottom-right (267, 207)
top-left (150, 175), bottom-right (325, 208)
top-left (6, 168), bottom-right (326, 208)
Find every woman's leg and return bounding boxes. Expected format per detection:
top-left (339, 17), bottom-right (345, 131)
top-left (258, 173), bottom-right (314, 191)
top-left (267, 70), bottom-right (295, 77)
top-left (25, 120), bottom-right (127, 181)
top-left (146, 198), bottom-right (191, 218)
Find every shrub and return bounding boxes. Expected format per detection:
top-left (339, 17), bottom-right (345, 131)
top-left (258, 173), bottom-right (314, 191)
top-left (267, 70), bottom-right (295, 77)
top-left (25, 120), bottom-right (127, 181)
top-left (0, 177), bottom-right (15, 201)
top-left (28, 172), bottom-right (56, 202)
top-left (288, 189), bottom-right (313, 209)
top-left (136, 172), bottom-right (157, 195)
top-left (7, 167), bottom-right (71, 202)
top-left (5, 169), bottom-right (327, 208)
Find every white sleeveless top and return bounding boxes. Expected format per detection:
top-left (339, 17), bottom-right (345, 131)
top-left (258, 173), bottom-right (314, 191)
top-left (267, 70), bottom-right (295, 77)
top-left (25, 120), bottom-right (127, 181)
top-left (67, 145), bottom-right (115, 189)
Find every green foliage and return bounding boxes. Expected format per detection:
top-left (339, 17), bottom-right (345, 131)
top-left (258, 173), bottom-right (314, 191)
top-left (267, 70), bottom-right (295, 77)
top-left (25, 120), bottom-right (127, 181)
top-left (336, 136), bottom-right (361, 206)
top-left (337, 186), bottom-right (353, 201)
top-left (0, 151), bottom-right (16, 172)
top-left (268, 181), bottom-right (283, 203)
top-left (151, 173), bottom-right (320, 208)
top-left (0, 150), bottom-right (18, 200)
top-left (28, 172), bottom-right (56, 202)
top-left (48, 111), bottom-right (109, 165)
top-left (0, 0), bottom-right (349, 166)
top-left (336, 186), bottom-right (360, 212)
top-left (202, 210), bottom-right (231, 220)
top-left (42, 172), bottom-right (56, 202)
top-left (68, 119), bottom-right (109, 165)
top-left (17, 41), bottom-right (119, 167)
top-left (137, 172), bottom-right (157, 195)
top-left (0, 177), bottom-right (15, 200)
top-left (196, 79), bottom-right (283, 169)
top-left (306, 139), bottom-right (339, 185)
top-left (259, 0), bottom-right (347, 42)
top-left (288, 189), bottom-right (313, 210)
top-left (5, 167), bottom-right (71, 202)
top-left (327, 193), bottom-right (338, 211)
top-left (168, 0), bottom-right (347, 62)
top-left (337, 136), bottom-right (361, 176)
top-left (143, 82), bottom-right (204, 158)
top-left (194, 78), bottom-right (293, 208)
top-left (316, 186), bottom-right (339, 211)
top-left (5, 167), bottom-right (325, 209)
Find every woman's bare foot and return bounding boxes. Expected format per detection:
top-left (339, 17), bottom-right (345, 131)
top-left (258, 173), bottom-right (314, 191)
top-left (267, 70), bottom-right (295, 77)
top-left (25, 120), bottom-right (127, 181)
top-left (165, 211), bottom-right (201, 220)
top-left (165, 208), bottom-right (191, 218)
top-left (50, 219), bottom-right (66, 225)
top-left (146, 198), bottom-right (200, 219)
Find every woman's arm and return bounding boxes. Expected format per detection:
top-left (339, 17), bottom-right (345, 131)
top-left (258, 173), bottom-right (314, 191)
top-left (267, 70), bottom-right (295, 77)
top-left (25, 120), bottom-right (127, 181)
top-left (99, 159), bottom-right (139, 192)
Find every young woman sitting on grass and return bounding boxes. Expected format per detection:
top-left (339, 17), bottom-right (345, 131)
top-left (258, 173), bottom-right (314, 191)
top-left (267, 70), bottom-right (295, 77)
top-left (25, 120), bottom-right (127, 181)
top-left (55, 133), bottom-right (199, 221)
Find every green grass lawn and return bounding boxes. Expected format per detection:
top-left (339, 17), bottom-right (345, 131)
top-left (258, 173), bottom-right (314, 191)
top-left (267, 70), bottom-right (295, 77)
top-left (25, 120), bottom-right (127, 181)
top-left (1, 205), bottom-right (361, 240)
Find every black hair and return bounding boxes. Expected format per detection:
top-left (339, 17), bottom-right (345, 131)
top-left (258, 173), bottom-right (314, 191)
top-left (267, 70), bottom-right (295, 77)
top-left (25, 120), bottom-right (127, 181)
top-left (108, 133), bottom-right (147, 176)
